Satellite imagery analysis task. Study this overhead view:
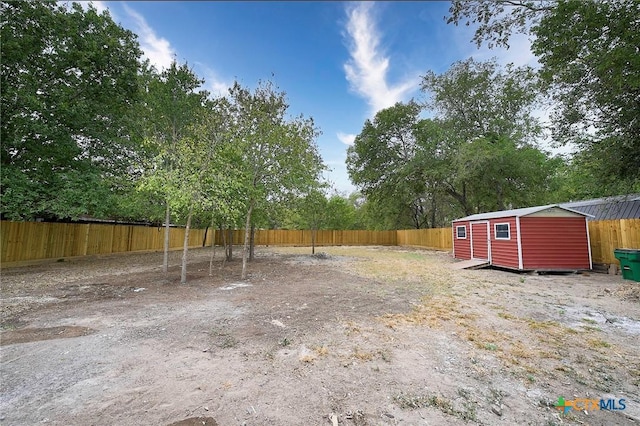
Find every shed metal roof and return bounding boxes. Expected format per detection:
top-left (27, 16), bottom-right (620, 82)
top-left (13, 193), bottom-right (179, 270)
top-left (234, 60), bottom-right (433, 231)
top-left (560, 194), bottom-right (640, 220)
top-left (453, 204), bottom-right (591, 222)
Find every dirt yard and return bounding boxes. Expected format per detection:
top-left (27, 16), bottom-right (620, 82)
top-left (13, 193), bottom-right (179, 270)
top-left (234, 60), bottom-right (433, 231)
top-left (1, 246), bottom-right (639, 425)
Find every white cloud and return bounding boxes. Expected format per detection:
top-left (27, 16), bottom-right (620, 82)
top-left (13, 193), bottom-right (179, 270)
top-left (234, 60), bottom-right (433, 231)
top-left (194, 62), bottom-right (230, 97)
top-left (123, 5), bottom-right (175, 71)
top-left (343, 3), bottom-right (418, 115)
top-left (337, 132), bottom-right (356, 146)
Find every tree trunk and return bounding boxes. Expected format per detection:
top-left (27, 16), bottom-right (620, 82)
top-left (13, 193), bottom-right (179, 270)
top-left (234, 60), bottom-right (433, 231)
top-left (241, 199), bottom-right (254, 280)
top-left (202, 225), bottom-right (209, 247)
top-left (311, 227), bottom-right (316, 255)
top-left (496, 182), bottom-right (505, 211)
top-left (249, 225), bottom-right (255, 261)
top-left (226, 227), bottom-right (233, 260)
top-left (221, 224), bottom-right (228, 268)
top-left (163, 200), bottom-right (170, 273)
top-left (430, 194), bottom-right (437, 229)
top-left (209, 217), bottom-right (216, 276)
top-left (180, 204), bottom-right (193, 284)
top-left (445, 182), bottom-right (472, 216)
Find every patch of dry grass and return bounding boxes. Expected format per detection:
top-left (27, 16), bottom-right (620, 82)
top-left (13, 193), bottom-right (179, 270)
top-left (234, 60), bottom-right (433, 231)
top-left (273, 246), bottom-right (453, 292)
top-left (299, 354), bottom-right (316, 363)
top-left (497, 311), bottom-right (516, 320)
top-left (351, 347), bottom-right (374, 361)
top-left (381, 295), bottom-right (476, 329)
top-left (343, 320), bottom-right (361, 335)
top-left (393, 392), bottom-right (477, 422)
top-left (313, 346), bottom-right (329, 356)
top-left (587, 338), bottom-right (611, 349)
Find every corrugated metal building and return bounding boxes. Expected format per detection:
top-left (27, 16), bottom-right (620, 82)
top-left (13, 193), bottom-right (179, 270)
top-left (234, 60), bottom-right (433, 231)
top-left (452, 205), bottom-right (592, 271)
top-left (560, 194), bottom-right (640, 220)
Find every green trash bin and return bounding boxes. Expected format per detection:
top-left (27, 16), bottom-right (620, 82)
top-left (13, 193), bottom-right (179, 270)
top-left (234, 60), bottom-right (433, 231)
top-left (614, 249), bottom-right (640, 282)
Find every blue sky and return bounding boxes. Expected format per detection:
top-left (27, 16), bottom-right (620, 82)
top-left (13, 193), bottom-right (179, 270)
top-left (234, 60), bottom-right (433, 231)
top-left (87, 1), bottom-right (539, 194)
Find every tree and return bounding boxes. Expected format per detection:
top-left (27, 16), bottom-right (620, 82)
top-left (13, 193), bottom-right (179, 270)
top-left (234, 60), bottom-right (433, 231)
top-left (139, 61), bottom-right (208, 274)
top-left (1, 1), bottom-right (143, 220)
top-left (191, 99), bottom-right (247, 276)
top-left (173, 97), bottom-right (238, 284)
top-left (548, 152), bottom-right (636, 203)
top-left (348, 60), bottom-right (550, 225)
top-left (324, 195), bottom-right (359, 230)
top-left (420, 58), bottom-right (544, 215)
top-left (296, 189), bottom-right (329, 254)
top-left (455, 135), bottom-right (561, 211)
top-left (532, 0), bottom-right (640, 190)
top-left (447, 0), bottom-right (640, 193)
top-left (421, 59), bottom-right (541, 147)
top-left (227, 81), bottom-right (325, 279)
top-left (347, 101), bottom-right (437, 229)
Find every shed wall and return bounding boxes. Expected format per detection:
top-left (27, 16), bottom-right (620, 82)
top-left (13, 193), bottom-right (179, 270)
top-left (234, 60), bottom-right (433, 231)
top-left (520, 217), bottom-right (590, 269)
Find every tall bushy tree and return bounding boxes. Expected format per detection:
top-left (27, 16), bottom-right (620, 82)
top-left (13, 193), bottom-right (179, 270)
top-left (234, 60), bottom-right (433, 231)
top-left (348, 59), bottom-right (558, 225)
top-left (421, 59), bottom-right (542, 147)
top-left (1, 1), bottom-right (143, 220)
top-left (227, 81), bottom-right (325, 279)
top-left (447, 0), bottom-right (640, 194)
top-left (139, 61), bottom-right (208, 274)
top-left (420, 58), bottom-right (548, 215)
top-left (456, 135), bottom-right (561, 211)
top-left (347, 102), bottom-right (444, 229)
top-left (532, 0), bottom-right (640, 190)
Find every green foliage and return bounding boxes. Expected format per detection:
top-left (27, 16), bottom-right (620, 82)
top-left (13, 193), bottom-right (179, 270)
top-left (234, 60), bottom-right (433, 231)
top-left (137, 61), bottom-right (210, 219)
top-left (1, 1), bottom-right (144, 220)
top-left (420, 58), bottom-right (542, 146)
top-left (290, 192), bottom-right (361, 230)
top-left (446, 0), bottom-right (640, 194)
top-left (420, 59), bottom-right (548, 216)
top-left (294, 189), bottom-right (328, 230)
top-left (456, 135), bottom-right (561, 211)
top-left (347, 59), bottom-right (559, 226)
top-left (227, 80), bottom-right (325, 210)
top-left (325, 195), bottom-right (359, 230)
top-left (532, 0), bottom-right (640, 190)
top-left (225, 80), bottom-right (325, 278)
top-left (347, 101), bottom-right (447, 229)
top-left (549, 153), bottom-right (640, 202)
top-left (447, 0), bottom-right (556, 49)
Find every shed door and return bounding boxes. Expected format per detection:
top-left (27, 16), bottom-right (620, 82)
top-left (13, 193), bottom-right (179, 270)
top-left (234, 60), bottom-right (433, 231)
top-left (471, 222), bottom-right (490, 260)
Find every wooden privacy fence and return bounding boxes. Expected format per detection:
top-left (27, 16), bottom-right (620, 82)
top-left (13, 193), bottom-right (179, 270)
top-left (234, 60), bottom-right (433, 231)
top-left (1, 219), bottom-right (638, 265)
top-left (396, 228), bottom-right (453, 250)
top-left (588, 219), bottom-right (640, 264)
top-left (214, 229), bottom-right (398, 247)
top-left (1, 221), bottom-right (213, 263)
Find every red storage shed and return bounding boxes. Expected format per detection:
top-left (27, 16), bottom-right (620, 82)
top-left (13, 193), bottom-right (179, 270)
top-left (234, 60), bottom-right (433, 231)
top-left (452, 205), bottom-right (592, 271)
